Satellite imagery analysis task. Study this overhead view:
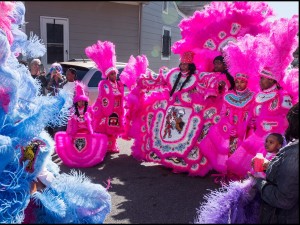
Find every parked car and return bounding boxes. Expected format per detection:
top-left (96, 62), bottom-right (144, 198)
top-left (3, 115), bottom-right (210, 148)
top-left (59, 59), bottom-right (129, 105)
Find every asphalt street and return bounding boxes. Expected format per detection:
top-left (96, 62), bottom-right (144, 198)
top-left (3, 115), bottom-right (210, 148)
top-left (53, 138), bottom-right (220, 224)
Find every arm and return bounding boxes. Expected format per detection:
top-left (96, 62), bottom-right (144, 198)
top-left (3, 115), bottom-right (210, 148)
top-left (38, 75), bottom-right (48, 88)
top-left (46, 77), bottom-right (54, 91)
top-left (66, 116), bottom-right (78, 136)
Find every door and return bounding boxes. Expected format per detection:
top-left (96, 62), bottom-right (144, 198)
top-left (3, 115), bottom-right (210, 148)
top-left (40, 16), bottom-right (69, 70)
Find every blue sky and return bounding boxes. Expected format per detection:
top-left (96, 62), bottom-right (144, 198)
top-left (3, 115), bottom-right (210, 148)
top-left (266, 1), bottom-right (299, 18)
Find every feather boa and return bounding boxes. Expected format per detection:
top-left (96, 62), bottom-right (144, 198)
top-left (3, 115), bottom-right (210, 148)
top-left (195, 177), bottom-right (260, 224)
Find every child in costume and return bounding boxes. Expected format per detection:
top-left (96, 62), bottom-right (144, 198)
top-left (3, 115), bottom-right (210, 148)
top-left (85, 40), bottom-right (124, 153)
top-left (55, 81), bottom-right (108, 168)
top-left (198, 71), bottom-right (255, 180)
top-left (66, 82), bottom-right (93, 136)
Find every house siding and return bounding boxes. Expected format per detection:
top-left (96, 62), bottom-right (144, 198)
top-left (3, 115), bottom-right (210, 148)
top-left (23, 1), bottom-right (184, 73)
top-left (24, 1), bottom-right (139, 63)
top-left (140, 1), bottom-right (183, 71)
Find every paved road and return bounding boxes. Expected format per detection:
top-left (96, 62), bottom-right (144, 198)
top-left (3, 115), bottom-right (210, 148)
top-left (53, 138), bottom-right (220, 224)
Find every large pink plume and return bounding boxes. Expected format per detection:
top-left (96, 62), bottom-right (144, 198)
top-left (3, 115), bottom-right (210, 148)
top-left (0, 1), bottom-right (15, 45)
top-left (263, 15), bottom-right (299, 83)
top-left (120, 54), bottom-right (148, 91)
top-left (193, 49), bottom-right (220, 72)
top-left (173, 1), bottom-right (273, 54)
top-left (282, 68), bottom-right (299, 104)
top-left (85, 40), bottom-right (117, 79)
top-left (172, 2), bottom-right (274, 73)
top-left (222, 34), bottom-right (271, 92)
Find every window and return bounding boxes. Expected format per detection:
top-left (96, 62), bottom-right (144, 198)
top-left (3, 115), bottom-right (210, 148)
top-left (88, 71), bottom-right (103, 87)
top-left (162, 1), bottom-right (168, 14)
top-left (46, 23), bottom-right (64, 63)
top-left (161, 27), bottom-right (171, 60)
top-left (40, 17), bottom-right (69, 68)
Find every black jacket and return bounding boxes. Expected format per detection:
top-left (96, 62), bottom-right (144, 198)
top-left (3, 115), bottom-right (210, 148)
top-left (255, 140), bottom-right (299, 224)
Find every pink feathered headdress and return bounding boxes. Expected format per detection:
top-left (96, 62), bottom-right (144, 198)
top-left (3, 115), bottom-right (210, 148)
top-left (258, 15), bottom-right (299, 83)
top-left (73, 81), bottom-right (89, 103)
top-left (282, 68), bottom-right (299, 104)
top-left (85, 40), bottom-right (118, 79)
top-left (222, 34), bottom-right (267, 92)
top-left (172, 2), bottom-right (274, 72)
top-left (120, 54), bottom-right (148, 91)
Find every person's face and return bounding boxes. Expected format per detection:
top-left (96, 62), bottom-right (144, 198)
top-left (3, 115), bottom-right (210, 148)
top-left (66, 71), bottom-right (75, 82)
top-left (235, 78), bottom-right (248, 91)
top-left (31, 62), bottom-right (40, 74)
top-left (213, 60), bottom-right (226, 72)
top-left (259, 76), bottom-right (276, 90)
top-left (77, 100), bottom-right (85, 108)
top-left (264, 135), bottom-right (282, 153)
top-left (108, 71), bottom-right (117, 82)
top-left (180, 63), bottom-right (189, 72)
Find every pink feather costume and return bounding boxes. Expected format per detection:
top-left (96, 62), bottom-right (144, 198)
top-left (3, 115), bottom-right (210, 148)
top-left (85, 40), bottom-right (124, 153)
top-left (199, 87), bottom-right (255, 175)
top-left (120, 55), bottom-right (149, 142)
top-left (197, 32), bottom-right (264, 176)
top-left (227, 16), bottom-right (298, 178)
top-left (55, 82), bottom-right (108, 167)
top-left (136, 60), bottom-right (214, 176)
top-left (121, 57), bottom-right (169, 160)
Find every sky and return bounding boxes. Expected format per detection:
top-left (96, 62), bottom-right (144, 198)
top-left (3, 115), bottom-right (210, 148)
top-left (266, 1), bottom-right (299, 18)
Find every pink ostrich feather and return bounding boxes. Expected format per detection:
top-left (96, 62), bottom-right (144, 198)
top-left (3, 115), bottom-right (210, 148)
top-left (85, 40), bottom-right (117, 79)
top-left (175, 1), bottom-right (273, 52)
top-left (172, 2), bottom-right (274, 72)
top-left (120, 54), bottom-right (148, 91)
top-left (263, 15), bottom-right (299, 83)
top-left (0, 1), bottom-right (15, 45)
top-left (222, 33), bottom-right (271, 93)
top-left (282, 68), bottom-right (299, 104)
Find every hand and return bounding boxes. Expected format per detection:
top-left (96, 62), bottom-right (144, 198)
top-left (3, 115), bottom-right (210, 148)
top-left (262, 160), bottom-right (270, 170)
top-left (40, 69), bottom-right (46, 76)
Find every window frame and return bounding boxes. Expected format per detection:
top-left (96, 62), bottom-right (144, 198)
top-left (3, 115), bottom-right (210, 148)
top-left (161, 26), bottom-right (171, 60)
top-left (162, 1), bottom-right (169, 14)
